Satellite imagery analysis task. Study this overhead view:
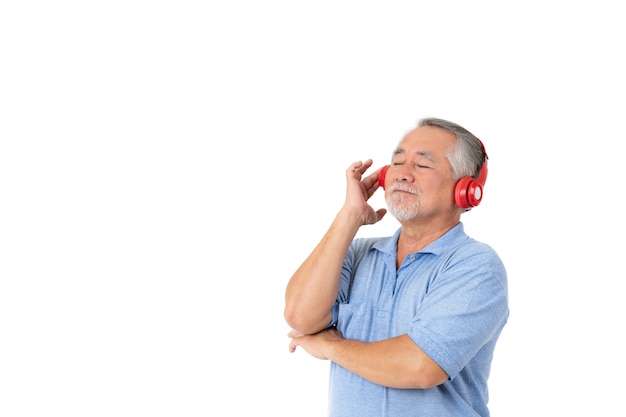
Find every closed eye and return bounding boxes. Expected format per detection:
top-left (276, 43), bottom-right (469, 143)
top-left (392, 162), bottom-right (431, 168)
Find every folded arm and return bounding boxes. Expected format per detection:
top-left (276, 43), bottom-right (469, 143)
top-left (288, 328), bottom-right (449, 389)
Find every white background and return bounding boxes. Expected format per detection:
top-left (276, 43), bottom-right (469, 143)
top-left (1, 0), bottom-right (624, 416)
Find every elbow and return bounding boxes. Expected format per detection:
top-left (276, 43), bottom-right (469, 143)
top-left (283, 305), bottom-right (301, 332)
top-left (413, 366), bottom-right (449, 389)
top-left (284, 305), bottom-right (328, 335)
top-left (412, 372), bottom-right (449, 390)
top-left (405, 358), bottom-right (450, 389)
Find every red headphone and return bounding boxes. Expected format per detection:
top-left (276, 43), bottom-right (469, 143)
top-left (377, 140), bottom-right (488, 210)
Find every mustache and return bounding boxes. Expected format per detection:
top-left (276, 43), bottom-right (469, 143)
top-left (387, 182), bottom-right (421, 195)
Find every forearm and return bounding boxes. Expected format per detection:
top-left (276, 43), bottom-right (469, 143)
top-left (324, 334), bottom-right (449, 389)
top-left (284, 209), bottom-right (362, 334)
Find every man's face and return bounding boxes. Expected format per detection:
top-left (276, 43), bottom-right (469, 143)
top-left (384, 126), bottom-right (458, 222)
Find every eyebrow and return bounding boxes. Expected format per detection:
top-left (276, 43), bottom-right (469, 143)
top-left (392, 148), bottom-right (436, 162)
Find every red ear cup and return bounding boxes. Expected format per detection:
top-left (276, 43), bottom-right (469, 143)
top-left (378, 165), bottom-right (390, 189)
top-left (454, 161), bottom-right (488, 209)
top-left (454, 176), bottom-right (483, 208)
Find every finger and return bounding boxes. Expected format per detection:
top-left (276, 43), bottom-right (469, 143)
top-left (288, 339), bottom-right (299, 353)
top-left (362, 170), bottom-right (380, 188)
top-left (347, 159), bottom-right (373, 176)
top-left (288, 329), bottom-right (303, 338)
top-left (347, 161), bottom-right (364, 178)
top-left (356, 159), bottom-right (373, 175)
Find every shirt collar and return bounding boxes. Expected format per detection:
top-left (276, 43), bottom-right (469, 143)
top-left (373, 222), bottom-right (468, 256)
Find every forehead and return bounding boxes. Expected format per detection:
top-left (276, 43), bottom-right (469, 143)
top-left (394, 126), bottom-right (456, 158)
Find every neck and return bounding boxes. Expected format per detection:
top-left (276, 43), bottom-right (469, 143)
top-left (395, 217), bottom-right (459, 269)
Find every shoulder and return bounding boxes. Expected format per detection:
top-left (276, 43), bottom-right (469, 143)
top-left (443, 238), bottom-right (508, 291)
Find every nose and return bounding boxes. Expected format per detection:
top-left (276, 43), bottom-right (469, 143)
top-left (394, 166), bottom-right (414, 184)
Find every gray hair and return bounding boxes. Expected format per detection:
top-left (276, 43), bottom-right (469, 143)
top-left (417, 117), bottom-right (486, 180)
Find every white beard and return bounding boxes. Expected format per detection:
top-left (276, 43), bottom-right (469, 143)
top-left (385, 183), bottom-right (421, 221)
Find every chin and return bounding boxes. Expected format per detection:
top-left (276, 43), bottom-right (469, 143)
top-left (388, 206), bottom-right (419, 222)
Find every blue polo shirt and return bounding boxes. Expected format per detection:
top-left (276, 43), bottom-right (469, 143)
top-left (328, 222), bottom-right (509, 417)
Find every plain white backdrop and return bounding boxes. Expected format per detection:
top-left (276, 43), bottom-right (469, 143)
top-left (1, 0), bottom-right (624, 416)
